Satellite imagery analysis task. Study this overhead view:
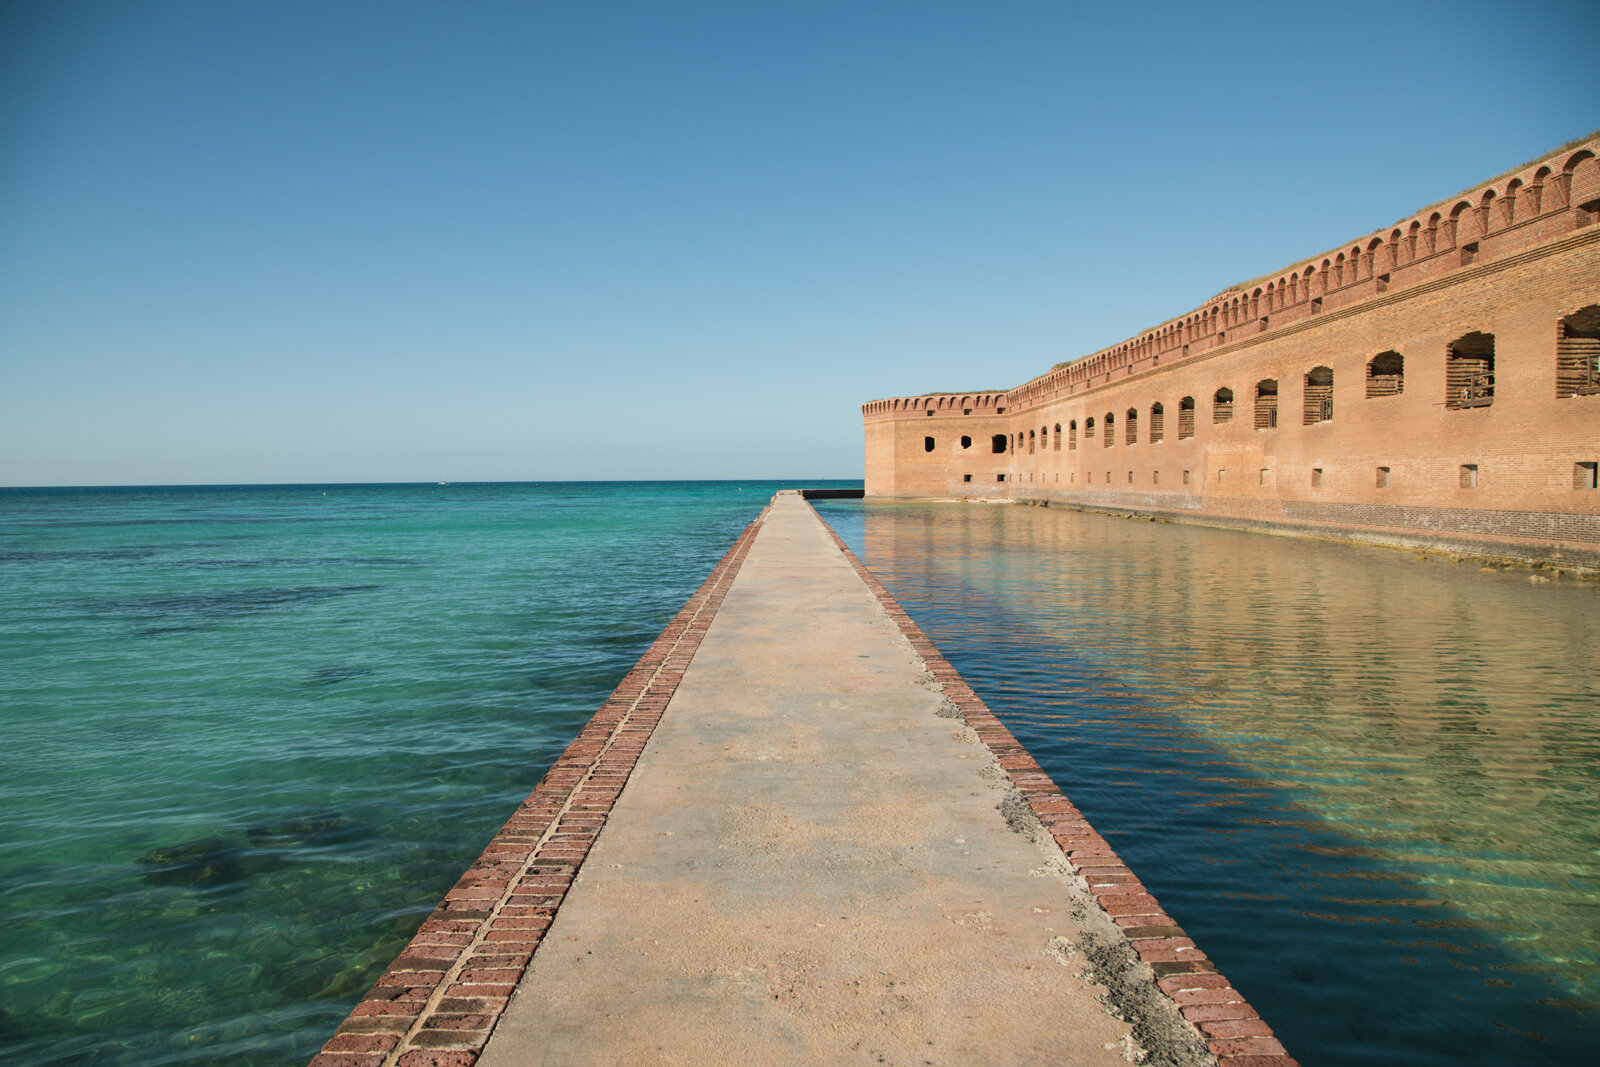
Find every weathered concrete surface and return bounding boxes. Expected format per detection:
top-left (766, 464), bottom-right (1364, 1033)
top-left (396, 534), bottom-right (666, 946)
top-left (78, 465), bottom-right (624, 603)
top-left (477, 493), bottom-right (1153, 1066)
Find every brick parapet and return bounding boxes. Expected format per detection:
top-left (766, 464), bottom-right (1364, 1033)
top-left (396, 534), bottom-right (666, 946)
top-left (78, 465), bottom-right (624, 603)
top-left (805, 497), bottom-right (1299, 1067)
top-left (1003, 224), bottom-right (1600, 415)
top-left (309, 507), bottom-right (771, 1067)
top-left (862, 390), bottom-right (1011, 420)
top-left (998, 134), bottom-right (1600, 413)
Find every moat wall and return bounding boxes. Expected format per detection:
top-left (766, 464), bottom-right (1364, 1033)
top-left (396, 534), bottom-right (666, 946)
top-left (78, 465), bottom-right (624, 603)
top-left (862, 135), bottom-right (1600, 571)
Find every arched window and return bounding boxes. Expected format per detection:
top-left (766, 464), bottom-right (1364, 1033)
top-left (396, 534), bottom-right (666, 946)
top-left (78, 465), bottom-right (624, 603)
top-left (1054, 423), bottom-right (1062, 451)
top-left (1567, 149), bottom-right (1600, 218)
top-left (1125, 407), bottom-right (1138, 445)
top-left (1367, 352), bottom-right (1404, 397)
top-left (1254, 380), bottom-right (1278, 429)
top-left (1179, 397), bottom-right (1195, 439)
top-left (1028, 429), bottom-right (1036, 454)
top-left (1557, 305), bottom-right (1600, 397)
top-left (1446, 332), bottom-right (1495, 409)
top-left (1103, 412), bottom-right (1115, 448)
top-left (1085, 416), bottom-right (1095, 439)
top-left (991, 434), bottom-right (1007, 454)
top-left (1214, 387), bottom-right (1234, 423)
top-left (1150, 403), bottom-right (1165, 443)
top-left (1304, 367), bottom-right (1333, 424)
top-left (1069, 420), bottom-right (1078, 449)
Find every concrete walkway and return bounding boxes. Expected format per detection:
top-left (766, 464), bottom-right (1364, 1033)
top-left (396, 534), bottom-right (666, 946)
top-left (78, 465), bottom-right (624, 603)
top-left (475, 493), bottom-right (1150, 1066)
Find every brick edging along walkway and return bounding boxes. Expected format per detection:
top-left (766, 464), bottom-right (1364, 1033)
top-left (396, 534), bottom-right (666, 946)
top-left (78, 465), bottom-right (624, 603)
top-left (311, 508), bottom-right (770, 1067)
top-left (803, 499), bottom-right (1299, 1067)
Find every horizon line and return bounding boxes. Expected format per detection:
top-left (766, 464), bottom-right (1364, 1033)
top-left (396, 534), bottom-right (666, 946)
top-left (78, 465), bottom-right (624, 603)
top-left (0, 477), bottom-right (865, 492)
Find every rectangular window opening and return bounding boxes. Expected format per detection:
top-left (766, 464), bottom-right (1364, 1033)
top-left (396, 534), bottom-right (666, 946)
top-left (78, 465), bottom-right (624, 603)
top-left (962, 474), bottom-right (972, 483)
top-left (1312, 467), bottom-right (1323, 488)
top-left (1377, 466), bottom-right (1390, 488)
top-left (1182, 470), bottom-right (1191, 485)
top-left (1460, 464), bottom-right (1479, 489)
top-left (1577, 461), bottom-right (1599, 490)
top-left (1153, 471), bottom-right (1160, 485)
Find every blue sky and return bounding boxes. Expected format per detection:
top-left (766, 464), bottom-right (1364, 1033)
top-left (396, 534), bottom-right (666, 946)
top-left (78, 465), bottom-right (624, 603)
top-left (2, 1), bottom-right (1595, 485)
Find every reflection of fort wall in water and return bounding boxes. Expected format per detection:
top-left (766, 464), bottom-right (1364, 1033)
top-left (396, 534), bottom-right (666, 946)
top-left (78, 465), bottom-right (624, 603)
top-left (855, 500), bottom-right (1600, 1004)
top-left (863, 133), bottom-right (1600, 572)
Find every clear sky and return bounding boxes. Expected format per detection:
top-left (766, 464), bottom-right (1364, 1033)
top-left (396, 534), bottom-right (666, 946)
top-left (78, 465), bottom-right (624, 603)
top-left (2, 1), bottom-right (1595, 485)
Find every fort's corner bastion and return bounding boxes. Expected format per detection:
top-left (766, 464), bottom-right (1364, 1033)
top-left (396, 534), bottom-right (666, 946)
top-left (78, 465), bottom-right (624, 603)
top-left (863, 134), bottom-right (1600, 571)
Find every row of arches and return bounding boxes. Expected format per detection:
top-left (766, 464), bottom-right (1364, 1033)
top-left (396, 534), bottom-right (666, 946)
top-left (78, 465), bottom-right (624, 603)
top-left (990, 307), bottom-right (1596, 459)
top-left (868, 393), bottom-right (1007, 417)
top-left (1038, 353), bottom-right (1390, 450)
top-left (1001, 141), bottom-right (1600, 414)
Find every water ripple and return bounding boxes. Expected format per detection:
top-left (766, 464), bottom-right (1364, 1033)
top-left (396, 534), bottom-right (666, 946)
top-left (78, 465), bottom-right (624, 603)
top-left (815, 499), bottom-right (1600, 1067)
top-left (0, 481), bottom-right (815, 1065)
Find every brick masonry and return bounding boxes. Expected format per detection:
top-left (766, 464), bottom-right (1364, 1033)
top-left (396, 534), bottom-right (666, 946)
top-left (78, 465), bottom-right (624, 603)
top-left (309, 508), bottom-right (768, 1067)
top-left (804, 497), bottom-right (1300, 1067)
top-left (863, 135), bottom-right (1600, 571)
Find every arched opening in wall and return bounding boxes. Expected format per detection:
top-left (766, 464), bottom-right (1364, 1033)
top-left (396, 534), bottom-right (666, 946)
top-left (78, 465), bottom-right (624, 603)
top-left (1069, 420), bottom-right (1078, 449)
top-left (1557, 305), bottom-right (1600, 397)
top-left (1304, 366), bottom-right (1333, 424)
top-left (1054, 423), bottom-right (1062, 451)
top-left (1569, 150), bottom-right (1600, 223)
top-left (924, 436), bottom-right (935, 452)
top-left (1214, 388), bottom-right (1234, 423)
top-left (1125, 408), bottom-right (1138, 445)
top-left (961, 435), bottom-right (972, 449)
top-left (1150, 403), bottom-right (1164, 442)
top-left (1085, 417), bottom-right (1095, 440)
top-left (1254, 380), bottom-right (1278, 429)
top-left (991, 434), bottom-right (1007, 454)
top-left (1446, 332), bottom-right (1495, 409)
top-left (1367, 351), bottom-right (1404, 397)
top-left (1178, 397), bottom-right (1195, 438)
top-left (1029, 430), bottom-right (1036, 454)
top-left (1041, 425), bottom-right (1050, 450)
top-left (1103, 412), bottom-right (1115, 448)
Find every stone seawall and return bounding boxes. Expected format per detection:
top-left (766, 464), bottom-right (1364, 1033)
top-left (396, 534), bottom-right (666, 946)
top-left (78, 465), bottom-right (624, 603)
top-left (309, 508), bottom-right (768, 1064)
top-left (310, 492), bottom-right (1297, 1067)
top-left (1008, 490), bottom-right (1600, 574)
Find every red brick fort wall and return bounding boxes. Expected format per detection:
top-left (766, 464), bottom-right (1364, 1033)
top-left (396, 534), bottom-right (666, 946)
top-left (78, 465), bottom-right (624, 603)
top-left (862, 135), bottom-right (1600, 569)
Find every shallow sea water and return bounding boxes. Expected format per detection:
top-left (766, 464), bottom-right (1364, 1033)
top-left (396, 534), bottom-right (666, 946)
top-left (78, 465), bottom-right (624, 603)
top-left (813, 499), bottom-right (1600, 1066)
top-left (0, 481), bottom-right (819, 1065)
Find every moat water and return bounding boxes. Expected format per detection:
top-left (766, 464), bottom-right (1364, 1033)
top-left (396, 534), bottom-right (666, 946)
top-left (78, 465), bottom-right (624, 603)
top-left (0, 481), bottom-right (813, 1065)
top-left (813, 498), bottom-right (1600, 1067)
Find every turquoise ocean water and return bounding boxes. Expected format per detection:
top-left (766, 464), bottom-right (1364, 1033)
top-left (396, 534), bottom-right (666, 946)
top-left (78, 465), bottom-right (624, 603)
top-left (814, 499), bottom-right (1600, 1067)
top-left (0, 481), bottom-right (823, 1065)
top-left (7, 484), bottom-right (1597, 1066)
